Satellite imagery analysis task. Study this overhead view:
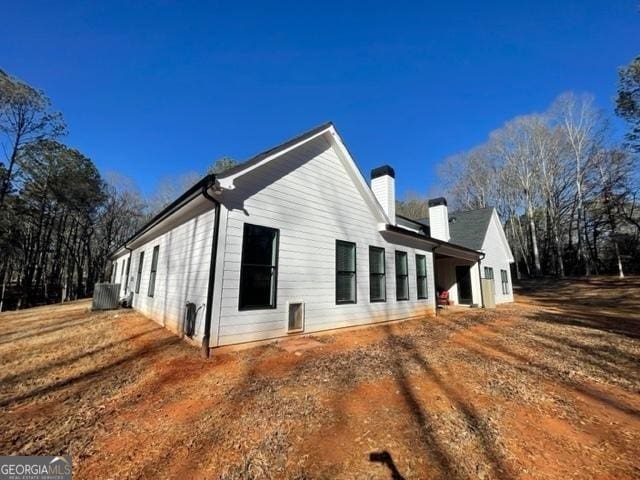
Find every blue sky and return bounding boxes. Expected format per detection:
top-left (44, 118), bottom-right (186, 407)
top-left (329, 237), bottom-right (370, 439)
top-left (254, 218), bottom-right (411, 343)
top-left (2, 1), bottom-right (638, 198)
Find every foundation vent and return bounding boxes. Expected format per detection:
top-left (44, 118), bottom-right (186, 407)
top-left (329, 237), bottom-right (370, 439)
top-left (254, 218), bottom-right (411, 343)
top-left (288, 302), bottom-right (304, 333)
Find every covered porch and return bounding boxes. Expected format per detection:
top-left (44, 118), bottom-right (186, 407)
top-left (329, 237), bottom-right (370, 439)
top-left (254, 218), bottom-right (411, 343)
top-left (434, 245), bottom-right (483, 307)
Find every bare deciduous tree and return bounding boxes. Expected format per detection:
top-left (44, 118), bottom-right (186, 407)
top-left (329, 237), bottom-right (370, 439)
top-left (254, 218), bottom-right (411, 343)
top-left (437, 91), bottom-right (639, 278)
top-left (0, 70), bottom-right (66, 208)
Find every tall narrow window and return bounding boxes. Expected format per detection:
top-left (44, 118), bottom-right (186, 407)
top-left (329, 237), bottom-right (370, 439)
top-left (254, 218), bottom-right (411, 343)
top-left (135, 251), bottom-right (145, 294)
top-left (369, 246), bottom-right (386, 302)
top-left (336, 240), bottom-right (356, 304)
top-left (239, 223), bottom-right (279, 310)
top-left (124, 257), bottom-right (131, 293)
top-left (416, 254), bottom-right (428, 299)
top-left (484, 267), bottom-right (494, 279)
top-left (501, 269), bottom-right (509, 294)
top-left (148, 246), bottom-right (159, 297)
top-left (120, 260), bottom-right (125, 285)
top-left (395, 251), bottom-right (409, 301)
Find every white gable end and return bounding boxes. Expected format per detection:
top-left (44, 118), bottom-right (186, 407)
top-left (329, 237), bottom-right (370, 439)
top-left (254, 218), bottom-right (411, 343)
top-left (212, 133), bottom-right (436, 345)
top-left (480, 210), bottom-right (514, 304)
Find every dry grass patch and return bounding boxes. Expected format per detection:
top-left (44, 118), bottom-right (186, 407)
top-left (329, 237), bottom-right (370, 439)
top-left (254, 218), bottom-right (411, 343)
top-left (1, 277), bottom-right (639, 479)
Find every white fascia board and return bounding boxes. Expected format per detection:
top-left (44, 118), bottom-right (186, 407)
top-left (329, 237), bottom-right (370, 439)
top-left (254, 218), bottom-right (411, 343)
top-left (327, 126), bottom-right (390, 224)
top-left (216, 127), bottom-right (333, 190)
top-left (436, 244), bottom-right (482, 262)
top-left (489, 209), bottom-right (515, 263)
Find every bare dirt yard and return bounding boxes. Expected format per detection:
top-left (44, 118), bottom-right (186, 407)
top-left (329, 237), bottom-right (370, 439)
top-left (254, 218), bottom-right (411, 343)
top-left (1, 277), bottom-right (639, 479)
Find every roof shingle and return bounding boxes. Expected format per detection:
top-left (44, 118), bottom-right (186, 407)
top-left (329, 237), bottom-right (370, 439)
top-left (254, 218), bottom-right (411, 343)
top-left (416, 207), bottom-right (494, 250)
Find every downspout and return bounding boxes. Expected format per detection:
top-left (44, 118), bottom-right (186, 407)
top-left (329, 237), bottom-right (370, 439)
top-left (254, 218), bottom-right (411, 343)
top-left (124, 246), bottom-right (133, 294)
top-left (477, 252), bottom-right (486, 308)
top-left (201, 179), bottom-right (220, 358)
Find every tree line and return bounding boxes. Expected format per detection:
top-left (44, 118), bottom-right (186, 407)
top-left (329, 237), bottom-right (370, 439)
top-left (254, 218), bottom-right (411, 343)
top-left (398, 57), bottom-right (640, 279)
top-left (0, 69), bottom-right (236, 310)
top-left (2, 57), bottom-right (638, 310)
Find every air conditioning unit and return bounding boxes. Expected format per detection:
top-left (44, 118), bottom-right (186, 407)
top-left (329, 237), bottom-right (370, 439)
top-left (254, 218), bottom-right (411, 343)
top-left (92, 283), bottom-right (121, 310)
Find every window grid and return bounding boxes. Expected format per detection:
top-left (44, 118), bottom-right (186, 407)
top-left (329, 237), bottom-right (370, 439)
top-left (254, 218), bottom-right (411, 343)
top-left (395, 251), bottom-right (409, 301)
top-left (416, 254), bottom-right (428, 299)
top-left (239, 223), bottom-right (279, 310)
top-left (336, 240), bottom-right (357, 304)
top-left (484, 266), bottom-right (494, 279)
top-left (148, 246), bottom-right (159, 297)
top-left (124, 257), bottom-right (131, 293)
top-left (501, 269), bottom-right (509, 294)
top-left (135, 251), bottom-right (144, 294)
top-left (369, 246), bottom-right (386, 302)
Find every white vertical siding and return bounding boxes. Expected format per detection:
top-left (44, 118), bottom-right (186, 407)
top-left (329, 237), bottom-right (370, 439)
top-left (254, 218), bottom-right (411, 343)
top-left (481, 215), bottom-right (514, 304)
top-left (214, 135), bottom-right (435, 346)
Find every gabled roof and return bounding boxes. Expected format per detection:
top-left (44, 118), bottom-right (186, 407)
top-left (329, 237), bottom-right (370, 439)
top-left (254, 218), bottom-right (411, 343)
top-left (217, 122), bottom-right (334, 180)
top-left (417, 207), bottom-right (494, 251)
top-left (111, 122), bottom-right (487, 261)
top-left (215, 121), bottom-right (392, 225)
top-left (111, 122), bottom-right (389, 258)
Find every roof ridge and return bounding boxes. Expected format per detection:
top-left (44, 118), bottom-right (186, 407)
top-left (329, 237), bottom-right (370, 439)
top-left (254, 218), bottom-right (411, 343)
top-left (216, 121), bottom-right (334, 179)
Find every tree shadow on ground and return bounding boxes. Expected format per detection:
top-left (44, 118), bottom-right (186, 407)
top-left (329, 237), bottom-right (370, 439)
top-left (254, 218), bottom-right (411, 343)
top-left (0, 335), bottom-right (181, 408)
top-left (1, 326), bottom-right (162, 386)
top-left (516, 276), bottom-right (640, 311)
top-left (0, 315), bottom-right (111, 344)
top-left (528, 307), bottom-right (640, 340)
top-left (442, 316), bottom-right (640, 419)
top-left (382, 324), bottom-right (514, 480)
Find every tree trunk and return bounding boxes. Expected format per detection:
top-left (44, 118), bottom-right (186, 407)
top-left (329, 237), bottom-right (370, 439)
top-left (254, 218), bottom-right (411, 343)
top-left (515, 215), bottom-right (532, 277)
top-left (614, 240), bottom-right (625, 278)
top-left (0, 135), bottom-right (21, 209)
top-left (576, 179), bottom-right (591, 276)
top-left (553, 225), bottom-right (565, 278)
top-left (526, 194), bottom-right (542, 276)
top-left (0, 266), bottom-right (8, 312)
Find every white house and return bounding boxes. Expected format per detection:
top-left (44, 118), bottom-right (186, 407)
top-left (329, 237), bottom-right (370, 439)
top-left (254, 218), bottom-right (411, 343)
top-left (109, 122), bottom-right (514, 355)
top-left (413, 205), bottom-right (515, 305)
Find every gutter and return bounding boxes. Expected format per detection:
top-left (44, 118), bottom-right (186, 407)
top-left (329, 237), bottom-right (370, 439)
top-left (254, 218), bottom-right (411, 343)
top-left (108, 174), bottom-right (218, 259)
top-left (201, 181), bottom-right (221, 358)
top-left (384, 224), bottom-right (482, 257)
top-left (477, 252), bottom-right (486, 308)
top-left (432, 245), bottom-right (440, 316)
top-left (124, 246), bottom-right (133, 294)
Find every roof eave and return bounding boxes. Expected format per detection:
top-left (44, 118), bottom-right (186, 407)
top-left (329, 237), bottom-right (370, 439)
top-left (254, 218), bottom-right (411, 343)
top-left (109, 174), bottom-right (217, 259)
top-left (384, 224), bottom-right (482, 259)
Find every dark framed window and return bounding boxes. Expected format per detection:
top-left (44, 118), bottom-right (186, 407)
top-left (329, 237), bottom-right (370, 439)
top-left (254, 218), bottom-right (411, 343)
top-left (336, 240), bottom-right (356, 304)
top-left (369, 246), bottom-right (386, 302)
top-left (395, 251), bottom-right (409, 301)
top-left (501, 269), bottom-right (509, 294)
top-left (148, 246), bottom-right (159, 297)
top-left (416, 254), bottom-right (428, 299)
top-left (484, 266), bottom-right (494, 279)
top-left (124, 257), bottom-right (131, 293)
top-left (135, 251), bottom-right (145, 294)
top-left (239, 223), bottom-right (279, 310)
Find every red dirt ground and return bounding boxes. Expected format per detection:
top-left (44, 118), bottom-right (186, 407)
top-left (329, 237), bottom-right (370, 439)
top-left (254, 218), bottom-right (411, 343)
top-left (1, 276), bottom-right (639, 479)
